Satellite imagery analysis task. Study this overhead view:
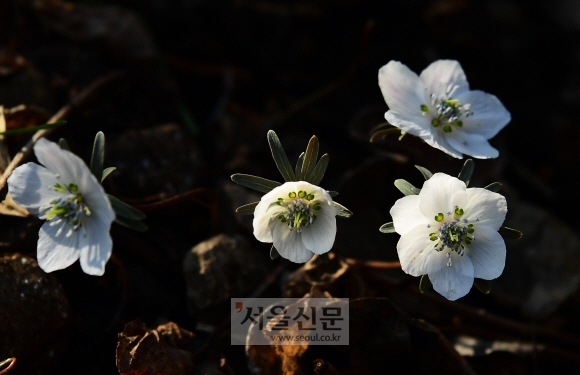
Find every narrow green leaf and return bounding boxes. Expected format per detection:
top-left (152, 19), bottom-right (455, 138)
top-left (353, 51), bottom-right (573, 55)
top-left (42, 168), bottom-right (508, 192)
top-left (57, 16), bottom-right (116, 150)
top-left (58, 138), bottom-right (70, 151)
top-left (333, 201), bottom-right (353, 218)
top-left (231, 174), bottom-right (281, 193)
top-left (101, 167), bottom-right (116, 182)
top-left (499, 226), bottom-right (523, 239)
top-left (295, 152), bottom-right (305, 181)
top-left (458, 159), bottom-right (474, 186)
top-left (107, 194), bottom-right (146, 220)
top-left (474, 279), bottom-right (490, 294)
top-left (270, 246), bottom-right (280, 260)
top-left (394, 179), bottom-right (420, 195)
top-left (379, 222), bottom-right (396, 233)
top-left (114, 216), bottom-right (148, 232)
top-left (236, 201), bottom-right (259, 215)
top-left (415, 165), bottom-right (433, 180)
top-left (267, 130), bottom-right (296, 181)
top-left (370, 128), bottom-right (401, 143)
top-left (484, 182), bottom-right (502, 192)
top-left (0, 120), bottom-right (66, 136)
top-left (301, 135), bottom-right (319, 181)
top-left (309, 154), bottom-right (329, 185)
top-left (419, 275), bottom-right (432, 293)
top-left (90, 131), bottom-right (105, 181)
top-left (327, 191), bottom-right (338, 197)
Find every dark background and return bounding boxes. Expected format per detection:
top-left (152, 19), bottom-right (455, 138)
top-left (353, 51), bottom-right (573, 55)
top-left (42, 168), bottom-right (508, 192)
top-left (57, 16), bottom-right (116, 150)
top-left (1, 0), bottom-right (580, 374)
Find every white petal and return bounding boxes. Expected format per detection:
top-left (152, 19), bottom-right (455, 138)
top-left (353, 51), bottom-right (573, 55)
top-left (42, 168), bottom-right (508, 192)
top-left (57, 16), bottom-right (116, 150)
top-left (78, 216), bottom-right (113, 276)
top-left (7, 162), bottom-right (60, 214)
top-left (385, 111), bottom-right (433, 138)
top-left (379, 61), bottom-right (429, 127)
top-left (78, 167), bottom-right (115, 225)
top-left (429, 251), bottom-right (474, 301)
top-left (466, 226), bottom-right (506, 280)
top-left (33, 138), bottom-right (86, 185)
top-left (446, 131), bottom-right (499, 159)
top-left (389, 195), bottom-right (429, 235)
top-left (419, 60), bottom-right (469, 97)
top-left (413, 128), bottom-right (464, 159)
top-left (301, 202), bottom-right (337, 255)
top-left (418, 173), bottom-right (466, 219)
top-left (463, 188), bottom-right (507, 230)
top-left (37, 222), bottom-right (81, 273)
top-left (253, 202), bottom-right (280, 243)
top-left (272, 221), bottom-right (314, 263)
top-left (457, 90), bottom-right (511, 139)
top-left (397, 225), bottom-right (442, 277)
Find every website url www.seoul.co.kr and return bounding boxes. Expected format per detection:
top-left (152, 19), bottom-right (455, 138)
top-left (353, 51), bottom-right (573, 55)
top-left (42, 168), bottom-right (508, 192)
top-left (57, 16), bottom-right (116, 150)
top-left (270, 333), bottom-right (341, 342)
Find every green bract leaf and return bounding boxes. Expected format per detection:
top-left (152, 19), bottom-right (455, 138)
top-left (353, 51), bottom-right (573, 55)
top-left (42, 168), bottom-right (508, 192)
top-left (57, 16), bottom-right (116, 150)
top-left (114, 216), bottom-right (148, 232)
top-left (236, 201), bottom-right (259, 215)
top-left (107, 194), bottom-right (146, 221)
top-left (58, 138), bottom-right (70, 151)
top-left (101, 167), bottom-right (116, 182)
top-left (333, 201), bottom-right (353, 218)
top-left (301, 135), bottom-right (319, 182)
top-left (370, 127), bottom-right (401, 143)
top-left (499, 226), bottom-right (523, 239)
top-left (419, 275), bottom-right (432, 293)
top-left (379, 222), bottom-right (396, 233)
top-left (415, 165), bottom-right (433, 180)
top-left (231, 173), bottom-right (282, 193)
top-left (484, 182), bottom-right (502, 192)
top-left (327, 191), bottom-right (338, 197)
top-left (90, 131), bottom-right (105, 181)
top-left (270, 246), bottom-right (280, 260)
top-left (474, 279), bottom-right (490, 294)
top-left (0, 120), bottom-right (66, 136)
top-left (457, 159), bottom-right (474, 186)
top-left (295, 152), bottom-right (305, 180)
top-left (267, 130), bottom-right (296, 182)
top-left (394, 179), bottom-right (420, 196)
top-left (308, 153), bottom-right (329, 185)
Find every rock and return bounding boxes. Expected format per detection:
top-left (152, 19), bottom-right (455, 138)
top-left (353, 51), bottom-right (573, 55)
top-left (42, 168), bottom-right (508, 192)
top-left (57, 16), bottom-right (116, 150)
top-left (183, 234), bottom-right (270, 316)
top-left (0, 253), bottom-right (70, 374)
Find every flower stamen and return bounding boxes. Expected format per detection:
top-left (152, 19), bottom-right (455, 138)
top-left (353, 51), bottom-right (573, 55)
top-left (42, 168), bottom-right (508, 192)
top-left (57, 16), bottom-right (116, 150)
top-left (430, 207), bottom-right (474, 256)
top-left (275, 191), bottom-right (319, 232)
top-left (423, 87), bottom-right (474, 132)
top-left (40, 182), bottom-right (91, 234)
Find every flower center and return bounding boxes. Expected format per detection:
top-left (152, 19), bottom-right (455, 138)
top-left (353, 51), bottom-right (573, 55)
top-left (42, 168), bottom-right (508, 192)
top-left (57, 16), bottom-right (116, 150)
top-left (39, 182), bottom-right (92, 238)
top-left (275, 190), bottom-right (321, 233)
top-left (420, 84), bottom-right (473, 133)
top-left (429, 207), bottom-right (475, 263)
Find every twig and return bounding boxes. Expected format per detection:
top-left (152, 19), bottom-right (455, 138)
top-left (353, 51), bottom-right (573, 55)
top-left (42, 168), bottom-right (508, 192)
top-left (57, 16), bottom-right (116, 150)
top-left (0, 71), bottom-right (125, 193)
top-left (345, 258), bottom-right (401, 270)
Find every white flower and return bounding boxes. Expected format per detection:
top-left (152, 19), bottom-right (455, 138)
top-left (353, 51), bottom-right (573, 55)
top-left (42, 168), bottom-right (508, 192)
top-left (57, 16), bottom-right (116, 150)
top-left (378, 60), bottom-right (511, 159)
top-left (390, 173), bottom-right (507, 300)
top-left (253, 181), bottom-right (339, 263)
top-left (7, 138), bottom-right (115, 276)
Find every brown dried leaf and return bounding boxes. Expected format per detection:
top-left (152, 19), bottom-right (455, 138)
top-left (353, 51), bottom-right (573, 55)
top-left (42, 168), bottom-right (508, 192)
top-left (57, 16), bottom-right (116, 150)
top-left (116, 320), bottom-right (195, 375)
top-left (285, 252), bottom-right (368, 299)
